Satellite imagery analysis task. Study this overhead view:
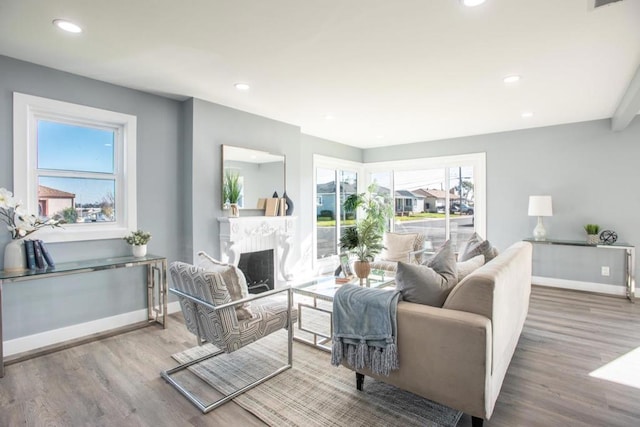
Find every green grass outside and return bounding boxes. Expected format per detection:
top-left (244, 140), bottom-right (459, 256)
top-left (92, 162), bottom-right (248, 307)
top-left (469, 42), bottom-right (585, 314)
top-left (317, 212), bottom-right (449, 226)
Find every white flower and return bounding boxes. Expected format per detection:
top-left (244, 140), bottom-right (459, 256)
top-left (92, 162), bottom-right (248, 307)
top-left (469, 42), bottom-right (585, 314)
top-left (0, 188), bottom-right (15, 209)
top-left (0, 187), bottom-right (64, 240)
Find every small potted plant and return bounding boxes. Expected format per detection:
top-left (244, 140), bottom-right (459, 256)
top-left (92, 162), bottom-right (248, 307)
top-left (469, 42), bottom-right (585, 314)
top-left (124, 229), bottom-right (152, 257)
top-left (339, 219), bottom-right (384, 281)
top-left (584, 224), bottom-right (600, 245)
top-left (223, 171), bottom-right (242, 217)
top-left (339, 183), bottom-right (393, 283)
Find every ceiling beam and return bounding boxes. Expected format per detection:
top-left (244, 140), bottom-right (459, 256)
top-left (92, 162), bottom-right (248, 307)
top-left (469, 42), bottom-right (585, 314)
top-left (611, 63), bottom-right (640, 131)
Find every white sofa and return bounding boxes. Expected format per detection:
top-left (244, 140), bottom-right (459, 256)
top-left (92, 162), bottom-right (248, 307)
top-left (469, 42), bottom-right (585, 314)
top-left (348, 241), bottom-right (533, 426)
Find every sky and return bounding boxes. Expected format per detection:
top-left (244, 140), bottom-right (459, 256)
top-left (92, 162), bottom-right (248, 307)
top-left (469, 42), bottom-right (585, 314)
top-left (37, 120), bottom-right (116, 205)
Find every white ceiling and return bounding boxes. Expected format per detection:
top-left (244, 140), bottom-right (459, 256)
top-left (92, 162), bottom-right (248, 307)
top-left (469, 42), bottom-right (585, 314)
top-left (1, 0), bottom-right (639, 148)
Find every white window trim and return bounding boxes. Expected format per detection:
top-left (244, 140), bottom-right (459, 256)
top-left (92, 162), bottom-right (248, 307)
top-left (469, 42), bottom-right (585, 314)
top-left (13, 92), bottom-right (137, 242)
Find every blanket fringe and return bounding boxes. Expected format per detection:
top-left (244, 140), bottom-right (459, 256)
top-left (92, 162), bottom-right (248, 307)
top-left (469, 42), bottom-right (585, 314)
top-left (347, 343), bottom-right (357, 367)
top-left (381, 342), bottom-right (399, 375)
top-left (331, 337), bottom-right (343, 366)
top-left (355, 340), bottom-right (369, 369)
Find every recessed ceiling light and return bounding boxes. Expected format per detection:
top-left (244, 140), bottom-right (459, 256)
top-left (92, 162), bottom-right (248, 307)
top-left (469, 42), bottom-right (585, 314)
top-left (461, 0), bottom-right (486, 7)
top-left (52, 19), bottom-right (82, 33)
top-left (234, 83), bottom-right (250, 91)
top-left (377, 135), bottom-right (385, 139)
top-left (521, 112), bottom-right (534, 118)
top-left (503, 75), bottom-right (521, 84)
top-left (324, 114), bottom-right (335, 120)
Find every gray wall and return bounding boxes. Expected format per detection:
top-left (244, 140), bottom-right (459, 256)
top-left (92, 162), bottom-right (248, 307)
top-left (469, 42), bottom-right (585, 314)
top-left (187, 98), bottom-right (303, 264)
top-left (364, 118), bottom-right (640, 286)
top-left (0, 56), bottom-right (183, 340)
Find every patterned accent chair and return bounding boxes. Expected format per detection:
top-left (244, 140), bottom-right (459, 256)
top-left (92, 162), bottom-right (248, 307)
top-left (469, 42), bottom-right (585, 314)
top-left (161, 261), bottom-right (296, 413)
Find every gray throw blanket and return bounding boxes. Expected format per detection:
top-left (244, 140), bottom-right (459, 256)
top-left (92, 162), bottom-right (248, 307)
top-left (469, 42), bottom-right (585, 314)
top-left (331, 284), bottom-right (402, 376)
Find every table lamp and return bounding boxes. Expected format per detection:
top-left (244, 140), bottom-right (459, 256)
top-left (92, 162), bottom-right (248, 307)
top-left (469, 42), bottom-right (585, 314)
top-left (528, 195), bottom-right (553, 241)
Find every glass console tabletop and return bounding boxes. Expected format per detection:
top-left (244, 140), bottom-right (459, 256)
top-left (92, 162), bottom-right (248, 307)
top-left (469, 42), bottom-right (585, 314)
top-left (0, 254), bottom-right (167, 282)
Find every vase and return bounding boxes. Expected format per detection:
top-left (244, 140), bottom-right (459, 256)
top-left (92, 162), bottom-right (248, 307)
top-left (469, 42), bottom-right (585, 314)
top-left (4, 238), bottom-right (27, 271)
top-left (353, 260), bottom-right (371, 278)
top-left (283, 191), bottom-right (294, 216)
top-left (132, 244), bottom-right (147, 257)
top-left (229, 203), bottom-right (240, 217)
top-left (586, 234), bottom-right (599, 245)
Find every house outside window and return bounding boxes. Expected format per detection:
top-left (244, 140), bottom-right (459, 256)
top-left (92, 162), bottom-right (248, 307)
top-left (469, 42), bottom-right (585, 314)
top-left (13, 93), bottom-right (137, 242)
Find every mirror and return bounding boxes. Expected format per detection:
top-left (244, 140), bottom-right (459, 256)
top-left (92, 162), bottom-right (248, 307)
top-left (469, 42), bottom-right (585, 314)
top-left (222, 145), bottom-right (286, 209)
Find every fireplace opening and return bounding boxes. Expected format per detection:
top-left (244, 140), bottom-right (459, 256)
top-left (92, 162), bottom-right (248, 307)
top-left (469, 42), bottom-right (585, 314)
top-left (238, 249), bottom-right (275, 294)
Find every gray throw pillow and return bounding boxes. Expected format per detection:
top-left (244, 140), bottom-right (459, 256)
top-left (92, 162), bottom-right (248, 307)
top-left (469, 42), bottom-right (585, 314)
top-left (395, 240), bottom-right (458, 307)
top-left (457, 254), bottom-right (484, 281)
top-left (458, 232), bottom-right (497, 263)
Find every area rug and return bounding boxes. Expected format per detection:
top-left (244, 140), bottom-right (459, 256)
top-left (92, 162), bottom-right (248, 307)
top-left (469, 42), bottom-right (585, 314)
top-left (172, 330), bottom-right (462, 427)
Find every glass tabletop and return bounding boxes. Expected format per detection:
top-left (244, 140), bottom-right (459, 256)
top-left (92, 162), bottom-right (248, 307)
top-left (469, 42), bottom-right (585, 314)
top-left (293, 275), bottom-right (396, 300)
top-left (0, 254), bottom-right (166, 281)
top-left (523, 238), bottom-right (633, 248)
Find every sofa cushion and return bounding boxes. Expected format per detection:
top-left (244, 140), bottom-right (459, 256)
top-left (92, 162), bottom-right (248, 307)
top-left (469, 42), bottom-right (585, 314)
top-left (457, 254), bottom-right (485, 281)
top-left (198, 252), bottom-right (254, 320)
top-left (395, 240), bottom-right (458, 307)
top-left (380, 232), bottom-right (419, 262)
top-left (458, 232), bottom-right (498, 263)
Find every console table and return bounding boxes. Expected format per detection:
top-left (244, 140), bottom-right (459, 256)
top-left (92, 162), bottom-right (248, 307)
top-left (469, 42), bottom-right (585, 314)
top-left (0, 254), bottom-right (167, 377)
top-left (524, 238), bottom-right (635, 302)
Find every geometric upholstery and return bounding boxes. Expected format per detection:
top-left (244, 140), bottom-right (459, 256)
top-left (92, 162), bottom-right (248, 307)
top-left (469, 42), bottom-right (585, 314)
top-left (163, 261), bottom-right (296, 413)
top-left (169, 261), bottom-right (295, 353)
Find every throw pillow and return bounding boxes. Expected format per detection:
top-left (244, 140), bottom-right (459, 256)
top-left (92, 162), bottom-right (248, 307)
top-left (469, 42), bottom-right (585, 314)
top-left (380, 233), bottom-right (419, 262)
top-left (395, 240), bottom-right (458, 307)
top-left (198, 252), bottom-right (254, 320)
top-left (457, 254), bottom-right (485, 282)
top-left (458, 232), bottom-right (498, 263)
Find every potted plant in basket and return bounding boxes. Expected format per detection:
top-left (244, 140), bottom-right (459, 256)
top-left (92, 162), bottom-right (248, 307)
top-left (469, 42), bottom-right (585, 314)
top-left (584, 224), bottom-right (600, 245)
top-left (124, 229), bottom-right (152, 257)
top-left (223, 170), bottom-right (242, 217)
top-left (339, 183), bottom-right (393, 281)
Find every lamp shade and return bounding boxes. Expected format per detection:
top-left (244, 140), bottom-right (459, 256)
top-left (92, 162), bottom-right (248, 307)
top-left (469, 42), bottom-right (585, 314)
top-left (528, 195), bottom-right (553, 217)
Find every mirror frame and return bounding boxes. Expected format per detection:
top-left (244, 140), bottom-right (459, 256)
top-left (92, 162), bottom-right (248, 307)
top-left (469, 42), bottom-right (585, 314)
top-left (221, 145), bottom-right (286, 210)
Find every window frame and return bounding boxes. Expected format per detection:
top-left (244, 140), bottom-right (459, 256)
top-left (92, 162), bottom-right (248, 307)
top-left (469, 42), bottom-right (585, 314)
top-left (312, 155), bottom-right (364, 270)
top-left (13, 92), bottom-right (137, 242)
top-left (365, 152), bottom-right (487, 239)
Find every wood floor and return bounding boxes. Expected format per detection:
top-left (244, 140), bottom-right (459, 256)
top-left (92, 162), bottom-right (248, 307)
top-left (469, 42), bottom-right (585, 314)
top-left (1, 286), bottom-right (639, 426)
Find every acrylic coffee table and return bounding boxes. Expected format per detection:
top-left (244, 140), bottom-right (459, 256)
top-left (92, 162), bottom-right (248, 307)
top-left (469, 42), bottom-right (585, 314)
top-left (292, 275), bottom-right (395, 351)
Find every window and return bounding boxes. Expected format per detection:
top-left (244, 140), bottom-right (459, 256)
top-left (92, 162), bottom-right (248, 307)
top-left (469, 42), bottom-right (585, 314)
top-left (366, 153), bottom-right (486, 252)
top-left (13, 93), bottom-right (137, 242)
top-left (313, 156), bottom-right (363, 264)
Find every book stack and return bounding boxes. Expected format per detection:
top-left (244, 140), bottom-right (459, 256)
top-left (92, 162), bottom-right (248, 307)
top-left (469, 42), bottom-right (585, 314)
top-left (25, 239), bottom-right (55, 270)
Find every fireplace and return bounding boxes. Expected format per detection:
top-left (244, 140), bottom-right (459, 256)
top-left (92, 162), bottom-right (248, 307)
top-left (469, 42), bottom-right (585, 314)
top-left (238, 249), bottom-right (274, 294)
top-left (218, 216), bottom-right (296, 287)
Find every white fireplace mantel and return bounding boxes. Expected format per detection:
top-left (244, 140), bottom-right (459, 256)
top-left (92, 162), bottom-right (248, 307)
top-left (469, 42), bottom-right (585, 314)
top-left (217, 216), bottom-right (296, 283)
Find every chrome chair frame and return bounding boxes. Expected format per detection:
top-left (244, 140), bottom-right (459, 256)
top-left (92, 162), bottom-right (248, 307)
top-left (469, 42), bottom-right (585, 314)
top-left (161, 286), bottom-right (293, 413)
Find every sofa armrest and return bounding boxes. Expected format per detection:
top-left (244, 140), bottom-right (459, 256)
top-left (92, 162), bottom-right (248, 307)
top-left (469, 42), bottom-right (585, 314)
top-left (351, 301), bottom-right (492, 419)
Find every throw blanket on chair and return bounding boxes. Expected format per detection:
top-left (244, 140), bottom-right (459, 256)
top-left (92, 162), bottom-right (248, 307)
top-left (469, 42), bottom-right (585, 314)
top-left (331, 284), bottom-right (402, 376)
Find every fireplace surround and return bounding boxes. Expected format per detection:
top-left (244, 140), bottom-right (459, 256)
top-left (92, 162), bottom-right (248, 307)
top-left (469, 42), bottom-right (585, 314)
top-left (217, 216), bottom-right (296, 286)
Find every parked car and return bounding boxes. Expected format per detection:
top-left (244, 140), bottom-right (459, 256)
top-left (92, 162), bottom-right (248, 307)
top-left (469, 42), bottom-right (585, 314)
top-left (450, 203), bottom-right (474, 215)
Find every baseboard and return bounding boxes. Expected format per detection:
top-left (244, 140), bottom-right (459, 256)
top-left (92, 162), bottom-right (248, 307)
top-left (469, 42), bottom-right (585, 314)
top-left (532, 276), bottom-right (627, 297)
top-left (4, 301), bottom-right (181, 357)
